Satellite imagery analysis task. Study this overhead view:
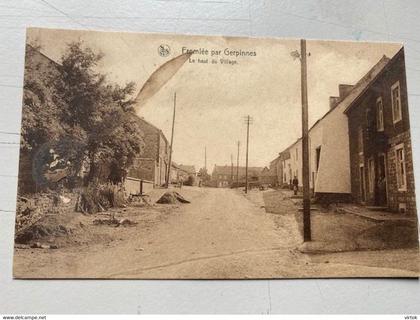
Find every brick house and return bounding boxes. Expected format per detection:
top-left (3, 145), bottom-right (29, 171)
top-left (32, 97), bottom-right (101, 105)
top-left (259, 167), bottom-right (275, 187)
top-left (344, 48), bottom-right (416, 214)
top-left (127, 117), bottom-right (170, 187)
top-left (170, 163), bottom-right (197, 185)
top-left (274, 53), bottom-right (405, 203)
top-left (211, 165), bottom-right (263, 188)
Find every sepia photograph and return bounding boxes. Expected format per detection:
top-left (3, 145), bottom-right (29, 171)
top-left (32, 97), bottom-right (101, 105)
top-left (13, 27), bottom-right (419, 279)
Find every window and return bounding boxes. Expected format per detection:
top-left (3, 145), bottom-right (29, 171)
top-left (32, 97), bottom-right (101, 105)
top-left (391, 81), bottom-right (402, 123)
top-left (368, 158), bottom-right (375, 194)
top-left (395, 144), bottom-right (407, 191)
top-left (376, 97), bottom-right (384, 131)
top-left (358, 127), bottom-right (364, 154)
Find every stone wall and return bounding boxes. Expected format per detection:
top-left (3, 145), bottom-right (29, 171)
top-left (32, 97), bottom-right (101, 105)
top-left (387, 131), bottom-right (417, 214)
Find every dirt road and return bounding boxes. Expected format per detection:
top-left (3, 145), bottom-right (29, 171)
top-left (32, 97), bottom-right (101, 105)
top-left (14, 187), bottom-right (419, 278)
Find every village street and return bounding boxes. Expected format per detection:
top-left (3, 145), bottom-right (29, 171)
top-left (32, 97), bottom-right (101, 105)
top-left (14, 187), bottom-right (419, 279)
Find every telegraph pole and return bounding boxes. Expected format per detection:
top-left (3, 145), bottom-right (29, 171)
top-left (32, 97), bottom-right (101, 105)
top-left (236, 141), bottom-right (240, 187)
top-left (166, 92), bottom-right (176, 188)
top-left (204, 146), bottom-right (207, 170)
top-left (230, 154), bottom-right (234, 186)
top-left (300, 39), bottom-right (311, 242)
top-left (244, 115), bottom-right (253, 194)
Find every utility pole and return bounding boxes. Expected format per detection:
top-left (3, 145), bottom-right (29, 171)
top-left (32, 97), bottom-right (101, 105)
top-left (166, 92), bottom-right (176, 188)
top-left (204, 146), bottom-right (207, 170)
top-left (300, 39), bottom-right (311, 242)
top-left (236, 141), bottom-right (240, 188)
top-left (230, 154), bottom-right (233, 186)
top-left (244, 115), bottom-right (253, 194)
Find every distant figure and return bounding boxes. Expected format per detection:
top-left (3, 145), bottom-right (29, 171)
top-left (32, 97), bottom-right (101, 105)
top-left (178, 177), bottom-right (183, 189)
top-left (292, 176), bottom-right (299, 195)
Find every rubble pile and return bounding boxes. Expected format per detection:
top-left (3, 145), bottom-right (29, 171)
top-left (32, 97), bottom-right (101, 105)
top-left (15, 192), bottom-right (75, 234)
top-left (156, 191), bottom-right (190, 204)
top-left (15, 214), bottom-right (73, 245)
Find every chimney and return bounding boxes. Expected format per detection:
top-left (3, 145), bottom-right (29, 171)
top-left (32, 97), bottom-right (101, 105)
top-left (338, 84), bottom-right (354, 99)
top-left (329, 96), bottom-right (340, 109)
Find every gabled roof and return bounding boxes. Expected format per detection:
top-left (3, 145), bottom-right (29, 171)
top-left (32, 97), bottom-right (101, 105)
top-left (171, 162), bottom-right (190, 174)
top-left (26, 43), bottom-right (62, 66)
top-left (343, 48), bottom-right (403, 114)
top-left (133, 116), bottom-right (169, 144)
top-left (178, 164), bottom-right (196, 174)
top-left (273, 48), bottom-right (403, 161)
top-left (269, 156), bottom-right (281, 166)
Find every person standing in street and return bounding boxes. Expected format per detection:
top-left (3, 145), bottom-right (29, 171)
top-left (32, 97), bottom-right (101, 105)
top-left (292, 176), bottom-right (299, 195)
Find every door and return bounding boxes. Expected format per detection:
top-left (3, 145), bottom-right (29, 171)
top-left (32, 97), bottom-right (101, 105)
top-left (376, 154), bottom-right (387, 206)
top-left (359, 165), bottom-right (366, 203)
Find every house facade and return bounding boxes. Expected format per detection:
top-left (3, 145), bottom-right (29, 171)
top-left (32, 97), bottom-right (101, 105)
top-left (170, 162), bottom-right (187, 184)
top-left (170, 163), bottom-right (197, 185)
top-left (274, 55), bottom-right (398, 202)
top-left (279, 140), bottom-right (300, 189)
top-left (345, 48), bottom-right (416, 214)
top-left (211, 165), bottom-right (263, 188)
top-left (278, 150), bottom-right (291, 187)
top-left (259, 167), bottom-right (276, 187)
top-left (268, 156), bottom-right (283, 187)
top-left (127, 117), bottom-right (170, 187)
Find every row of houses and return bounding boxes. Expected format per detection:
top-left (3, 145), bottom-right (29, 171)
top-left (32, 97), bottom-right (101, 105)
top-left (126, 117), bottom-right (198, 190)
top-left (210, 165), bottom-right (265, 188)
top-left (269, 48), bottom-right (416, 215)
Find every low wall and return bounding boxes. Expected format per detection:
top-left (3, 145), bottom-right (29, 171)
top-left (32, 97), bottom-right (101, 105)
top-left (124, 177), bottom-right (154, 196)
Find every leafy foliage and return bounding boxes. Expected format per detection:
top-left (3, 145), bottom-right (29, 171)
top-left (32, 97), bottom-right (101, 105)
top-left (21, 45), bottom-right (65, 152)
top-left (55, 41), bottom-right (144, 184)
top-left (22, 41), bottom-right (145, 190)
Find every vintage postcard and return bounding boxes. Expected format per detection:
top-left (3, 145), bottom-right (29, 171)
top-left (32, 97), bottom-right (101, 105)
top-left (13, 28), bottom-right (419, 279)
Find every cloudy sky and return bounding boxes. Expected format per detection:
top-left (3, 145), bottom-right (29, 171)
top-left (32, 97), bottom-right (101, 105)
top-left (28, 28), bottom-right (401, 171)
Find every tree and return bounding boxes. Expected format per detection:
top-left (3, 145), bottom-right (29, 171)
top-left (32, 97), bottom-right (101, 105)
top-left (54, 41), bottom-right (144, 185)
top-left (21, 44), bottom-right (65, 153)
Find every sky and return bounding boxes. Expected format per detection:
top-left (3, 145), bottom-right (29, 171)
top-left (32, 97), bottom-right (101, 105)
top-left (27, 28), bottom-right (402, 172)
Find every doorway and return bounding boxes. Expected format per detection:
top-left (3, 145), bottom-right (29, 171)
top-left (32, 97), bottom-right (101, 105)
top-left (376, 154), bottom-right (387, 206)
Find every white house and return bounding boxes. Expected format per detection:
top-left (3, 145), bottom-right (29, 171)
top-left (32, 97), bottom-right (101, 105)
top-left (278, 53), bottom-right (393, 203)
top-left (279, 84), bottom-right (356, 201)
